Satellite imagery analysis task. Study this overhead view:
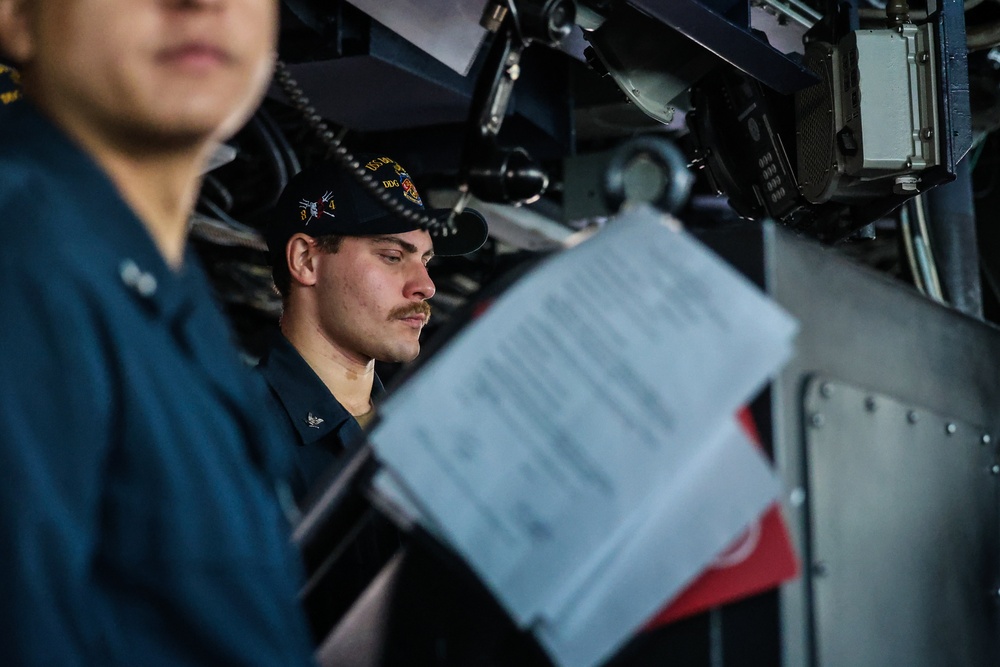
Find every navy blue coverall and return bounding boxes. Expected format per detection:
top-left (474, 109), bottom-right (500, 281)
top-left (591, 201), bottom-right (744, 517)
top-left (257, 331), bottom-right (385, 504)
top-left (0, 102), bottom-right (314, 665)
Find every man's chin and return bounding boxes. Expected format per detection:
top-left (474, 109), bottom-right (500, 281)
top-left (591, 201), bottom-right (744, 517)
top-left (380, 343), bottom-right (421, 365)
top-left (107, 114), bottom-right (218, 154)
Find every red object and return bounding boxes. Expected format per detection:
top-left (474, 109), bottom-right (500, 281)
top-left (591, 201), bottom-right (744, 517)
top-left (644, 409), bottom-right (799, 628)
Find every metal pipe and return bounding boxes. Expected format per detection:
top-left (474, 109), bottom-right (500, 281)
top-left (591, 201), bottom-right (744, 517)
top-left (924, 158), bottom-right (984, 318)
top-left (912, 194), bottom-right (946, 299)
top-left (899, 202), bottom-right (929, 297)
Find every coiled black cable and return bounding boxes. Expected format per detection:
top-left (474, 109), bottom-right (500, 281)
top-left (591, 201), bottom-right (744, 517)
top-left (273, 60), bottom-right (459, 238)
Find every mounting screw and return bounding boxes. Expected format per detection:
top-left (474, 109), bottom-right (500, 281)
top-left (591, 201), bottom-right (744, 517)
top-left (864, 397), bottom-right (877, 412)
top-left (946, 423), bottom-right (957, 436)
top-left (982, 434), bottom-right (992, 446)
top-left (810, 413), bottom-right (826, 428)
top-left (907, 410), bottom-right (919, 424)
top-left (820, 383), bottom-right (835, 398)
top-left (812, 561), bottom-right (828, 577)
top-left (991, 465), bottom-right (1000, 475)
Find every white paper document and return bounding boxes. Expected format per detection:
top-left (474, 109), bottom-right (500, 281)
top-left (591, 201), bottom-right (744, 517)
top-left (369, 205), bottom-right (798, 667)
top-left (533, 419), bottom-right (780, 666)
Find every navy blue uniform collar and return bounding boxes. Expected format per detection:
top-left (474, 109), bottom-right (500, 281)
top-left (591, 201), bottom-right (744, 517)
top-left (3, 101), bottom-right (271, 472)
top-left (258, 331), bottom-right (385, 446)
top-left (5, 101), bottom-right (202, 325)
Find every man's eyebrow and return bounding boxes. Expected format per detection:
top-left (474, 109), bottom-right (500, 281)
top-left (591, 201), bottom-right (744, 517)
top-left (369, 235), bottom-right (434, 259)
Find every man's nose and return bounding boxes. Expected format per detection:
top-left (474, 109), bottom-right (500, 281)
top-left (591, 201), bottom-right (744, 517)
top-left (406, 261), bottom-right (436, 301)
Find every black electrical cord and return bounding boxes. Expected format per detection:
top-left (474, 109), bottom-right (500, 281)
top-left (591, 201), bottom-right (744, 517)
top-left (272, 61), bottom-right (459, 238)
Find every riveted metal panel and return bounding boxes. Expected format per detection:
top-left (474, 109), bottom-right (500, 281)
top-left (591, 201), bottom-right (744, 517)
top-left (699, 222), bottom-right (1000, 667)
top-left (803, 378), bottom-right (998, 667)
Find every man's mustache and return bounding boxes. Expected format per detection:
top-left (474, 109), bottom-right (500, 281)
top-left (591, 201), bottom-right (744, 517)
top-left (388, 301), bottom-right (432, 322)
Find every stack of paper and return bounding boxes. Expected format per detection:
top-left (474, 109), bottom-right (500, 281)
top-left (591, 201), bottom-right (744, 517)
top-left (644, 409), bottom-right (799, 629)
top-left (369, 205), bottom-right (798, 667)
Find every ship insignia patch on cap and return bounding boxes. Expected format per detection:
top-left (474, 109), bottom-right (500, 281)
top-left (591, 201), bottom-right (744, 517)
top-left (394, 163), bottom-right (423, 206)
top-left (298, 190), bottom-right (335, 225)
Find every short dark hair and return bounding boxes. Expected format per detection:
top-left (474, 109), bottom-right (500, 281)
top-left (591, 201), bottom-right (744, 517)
top-left (271, 234), bottom-right (344, 299)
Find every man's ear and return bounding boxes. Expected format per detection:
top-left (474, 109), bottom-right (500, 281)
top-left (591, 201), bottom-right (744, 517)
top-left (0, 0), bottom-right (34, 66)
top-left (286, 234), bottom-right (319, 288)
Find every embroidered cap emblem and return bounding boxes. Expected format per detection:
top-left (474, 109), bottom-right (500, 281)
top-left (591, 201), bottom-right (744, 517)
top-left (393, 163), bottom-right (423, 206)
top-left (305, 413), bottom-right (325, 429)
top-left (299, 190), bottom-right (335, 225)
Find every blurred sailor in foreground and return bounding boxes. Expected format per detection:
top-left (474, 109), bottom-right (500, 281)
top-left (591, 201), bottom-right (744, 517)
top-left (0, 0), bottom-right (314, 663)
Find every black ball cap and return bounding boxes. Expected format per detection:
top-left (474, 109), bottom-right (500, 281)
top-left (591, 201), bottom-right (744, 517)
top-left (265, 154), bottom-right (488, 262)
